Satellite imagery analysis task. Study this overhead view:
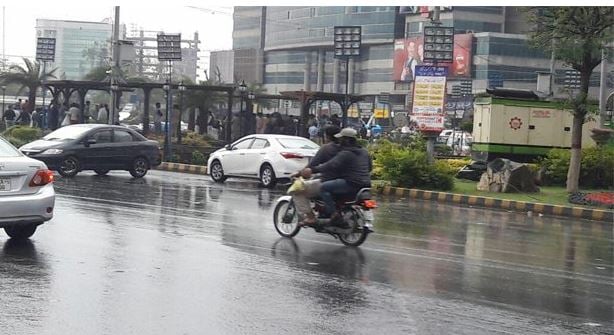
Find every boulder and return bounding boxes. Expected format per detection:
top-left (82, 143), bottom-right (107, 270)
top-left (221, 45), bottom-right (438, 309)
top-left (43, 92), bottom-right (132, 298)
top-left (477, 158), bottom-right (539, 193)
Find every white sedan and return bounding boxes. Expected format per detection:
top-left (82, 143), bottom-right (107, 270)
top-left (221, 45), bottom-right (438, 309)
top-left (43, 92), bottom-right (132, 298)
top-left (0, 136), bottom-right (55, 239)
top-left (207, 134), bottom-right (319, 188)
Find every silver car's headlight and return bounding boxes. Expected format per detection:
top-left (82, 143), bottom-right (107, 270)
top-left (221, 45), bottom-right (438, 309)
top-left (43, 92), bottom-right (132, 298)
top-left (42, 148), bottom-right (63, 155)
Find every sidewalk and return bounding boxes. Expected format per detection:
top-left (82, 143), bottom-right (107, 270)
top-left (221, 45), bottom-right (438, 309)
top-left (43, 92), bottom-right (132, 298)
top-left (153, 162), bottom-right (613, 223)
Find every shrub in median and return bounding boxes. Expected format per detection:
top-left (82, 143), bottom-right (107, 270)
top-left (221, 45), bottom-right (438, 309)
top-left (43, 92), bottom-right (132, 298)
top-left (375, 144), bottom-right (455, 191)
top-left (540, 146), bottom-right (614, 188)
top-left (1, 126), bottom-right (42, 147)
top-left (191, 150), bottom-right (207, 166)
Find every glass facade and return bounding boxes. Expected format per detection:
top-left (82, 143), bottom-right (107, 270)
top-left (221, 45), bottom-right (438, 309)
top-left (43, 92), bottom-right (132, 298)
top-left (61, 28), bottom-right (110, 79)
top-left (265, 6), bottom-right (396, 50)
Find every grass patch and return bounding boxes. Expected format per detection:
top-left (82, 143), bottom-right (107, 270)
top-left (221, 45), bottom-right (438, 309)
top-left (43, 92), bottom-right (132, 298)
top-left (453, 179), bottom-right (606, 207)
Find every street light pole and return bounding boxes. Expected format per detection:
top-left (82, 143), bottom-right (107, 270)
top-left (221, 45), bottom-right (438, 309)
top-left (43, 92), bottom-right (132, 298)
top-left (163, 81), bottom-right (171, 161)
top-left (238, 80), bottom-right (247, 138)
top-left (177, 81), bottom-right (186, 144)
top-left (1, 85), bottom-right (5, 116)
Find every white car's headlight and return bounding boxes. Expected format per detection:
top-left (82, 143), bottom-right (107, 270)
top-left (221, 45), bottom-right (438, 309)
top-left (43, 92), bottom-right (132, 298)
top-left (42, 148), bottom-right (63, 155)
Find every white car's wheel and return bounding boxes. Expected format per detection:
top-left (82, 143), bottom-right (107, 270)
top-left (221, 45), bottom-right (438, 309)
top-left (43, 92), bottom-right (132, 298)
top-left (210, 160), bottom-right (227, 183)
top-left (260, 164), bottom-right (277, 188)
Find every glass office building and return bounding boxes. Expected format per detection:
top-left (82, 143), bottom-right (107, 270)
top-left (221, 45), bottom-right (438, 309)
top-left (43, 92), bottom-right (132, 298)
top-left (231, 6), bottom-right (402, 96)
top-left (36, 19), bottom-right (112, 80)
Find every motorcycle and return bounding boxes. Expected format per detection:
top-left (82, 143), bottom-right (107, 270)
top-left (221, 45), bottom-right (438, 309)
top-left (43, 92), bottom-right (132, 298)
top-left (273, 187), bottom-right (376, 247)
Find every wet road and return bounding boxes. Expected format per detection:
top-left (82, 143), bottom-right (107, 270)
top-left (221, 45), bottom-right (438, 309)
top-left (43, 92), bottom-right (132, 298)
top-left (0, 170), bottom-right (612, 335)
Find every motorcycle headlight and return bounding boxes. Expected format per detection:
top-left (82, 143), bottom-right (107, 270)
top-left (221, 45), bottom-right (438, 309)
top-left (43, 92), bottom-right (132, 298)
top-left (42, 148), bottom-right (63, 155)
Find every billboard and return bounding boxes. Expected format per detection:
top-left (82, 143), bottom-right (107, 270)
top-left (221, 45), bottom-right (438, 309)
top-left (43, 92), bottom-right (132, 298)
top-left (411, 66), bottom-right (447, 132)
top-left (393, 33), bottom-right (472, 82)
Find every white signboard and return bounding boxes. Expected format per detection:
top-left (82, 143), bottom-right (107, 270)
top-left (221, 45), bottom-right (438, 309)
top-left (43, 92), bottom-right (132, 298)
top-left (411, 115), bottom-right (445, 132)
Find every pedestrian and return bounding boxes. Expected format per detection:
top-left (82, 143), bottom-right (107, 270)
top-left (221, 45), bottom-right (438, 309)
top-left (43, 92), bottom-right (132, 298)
top-left (330, 114), bottom-right (341, 127)
top-left (59, 103), bottom-right (69, 127)
top-left (69, 103), bottom-right (80, 125)
top-left (48, 103), bottom-right (59, 130)
top-left (308, 122), bottom-right (319, 142)
top-left (92, 103), bottom-right (100, 121)
top-left (15, 108), bottom-right (31, 126)
top-left (154, 102), bottom-right (163, 135)
top-left (84, 100), bottom-right (91, 123)
top-left (98, 104), bottom-right (109, 124)
top-left (31, 108), bottom-right (39, 128)
top-left (2, 106), bottom-right (16, 129)
top-left (255, 112), bottom-right (264, 134)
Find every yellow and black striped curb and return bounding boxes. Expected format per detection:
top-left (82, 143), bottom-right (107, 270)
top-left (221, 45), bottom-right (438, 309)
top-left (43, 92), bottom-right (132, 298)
top-left (375, 185), bottom-right (613, 223)
top-left (154, 162), bottom-right (208, 175)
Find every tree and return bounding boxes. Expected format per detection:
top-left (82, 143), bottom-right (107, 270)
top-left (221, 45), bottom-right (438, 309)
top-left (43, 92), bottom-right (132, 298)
top-left (0, 58), bottom-right (57, 109)
top-left (185, 79), bottom-right (226, 134)
top-left (526, 7), bottom-right (614, 192)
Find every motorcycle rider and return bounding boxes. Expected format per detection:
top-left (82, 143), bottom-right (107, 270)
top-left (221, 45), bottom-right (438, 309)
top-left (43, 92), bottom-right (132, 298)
top-left (300, 127), bottom-right (372, 222)
top-left (291, 125), bottom-right (341, 226)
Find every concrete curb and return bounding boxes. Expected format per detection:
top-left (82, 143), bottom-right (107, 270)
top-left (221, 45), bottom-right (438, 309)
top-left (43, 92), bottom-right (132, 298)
top-left (154, 162), bottom-right (207, 175)
top-left (375, 185), bottom-right (614, 223)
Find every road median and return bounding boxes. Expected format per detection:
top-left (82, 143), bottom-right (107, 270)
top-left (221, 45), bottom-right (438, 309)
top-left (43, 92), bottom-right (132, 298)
top-left (374, 184), bottom-right (613, 223)
top-left (155, 162), bottom-right (207, 175)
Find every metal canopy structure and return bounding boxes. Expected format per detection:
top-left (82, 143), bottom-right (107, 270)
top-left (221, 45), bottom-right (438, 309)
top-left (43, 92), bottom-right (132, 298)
top-left (280, 91), bottom-right (365, 137)
top-left (44, 80), bottom-right (236, 139)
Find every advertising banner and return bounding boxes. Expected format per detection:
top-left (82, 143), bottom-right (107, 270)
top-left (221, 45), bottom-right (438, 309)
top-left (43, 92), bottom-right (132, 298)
top-left (410, 115), bottom-right (446, 132)
top-left (411, 65), bottom-right (447, 132)
top-left (393, 33), bottom-right (472, 82)
top-left (412, 66), bottom-right (447, 115)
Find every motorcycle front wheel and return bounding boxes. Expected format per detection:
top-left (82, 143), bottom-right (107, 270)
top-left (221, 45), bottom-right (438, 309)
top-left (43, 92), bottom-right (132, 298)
top-left (273, 200), bottom-right (301, 238)
top-left (338, 207), bottom-right (369, 247)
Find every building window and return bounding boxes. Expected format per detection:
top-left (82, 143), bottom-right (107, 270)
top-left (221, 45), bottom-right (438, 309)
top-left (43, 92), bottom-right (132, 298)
top-left (406, 22), bottom-right (423, 35)
top-left (310, 8), bottom-right (316, 17)
top-left (346, 6), bottom-right (358, 14)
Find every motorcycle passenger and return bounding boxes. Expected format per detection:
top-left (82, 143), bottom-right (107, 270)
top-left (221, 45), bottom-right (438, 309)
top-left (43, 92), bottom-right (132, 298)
top-left (306, 125), bottom-right (341, 179)
top-left (292, 125), bottom-right (341, 226)
top-left (301, 127), bottom-right (372, 221)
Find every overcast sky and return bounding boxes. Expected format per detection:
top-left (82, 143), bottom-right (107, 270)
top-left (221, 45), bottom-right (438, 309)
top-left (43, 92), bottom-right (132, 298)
top-left (0, 4), bottom-right (233, 80)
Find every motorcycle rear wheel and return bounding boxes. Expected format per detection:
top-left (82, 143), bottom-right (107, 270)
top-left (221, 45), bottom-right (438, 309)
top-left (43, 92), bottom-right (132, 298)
top-left (338, 208), bottom-right (369, 247)
top-left (273, 200), bottom-right (301, 238)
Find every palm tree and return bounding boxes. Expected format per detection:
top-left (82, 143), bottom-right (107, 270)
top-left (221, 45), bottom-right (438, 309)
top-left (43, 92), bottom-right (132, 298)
top-left (185, 79), bottom-right (227, 134)
top-left (0, 58), bottom-right (57, 108)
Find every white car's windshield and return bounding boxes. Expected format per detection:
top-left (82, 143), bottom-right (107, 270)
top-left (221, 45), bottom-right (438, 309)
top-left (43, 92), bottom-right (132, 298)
top-left (0, 137), bottom-right (21, 157)
top-left (276, 138), bottom-right (319, 150)
top-left (43, 126), bottom-right (91, 141)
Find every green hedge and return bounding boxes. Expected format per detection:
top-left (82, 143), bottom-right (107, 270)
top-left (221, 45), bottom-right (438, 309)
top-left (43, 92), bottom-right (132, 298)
top-left (370, 139), bottom-right (455, 191)
top-left (540, 146), bottom-right (614, 188)
top-left (1, 126), bottom-right (42, 147)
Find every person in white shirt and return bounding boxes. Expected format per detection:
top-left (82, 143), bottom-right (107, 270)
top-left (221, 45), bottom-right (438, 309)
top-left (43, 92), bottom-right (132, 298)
top-left (98, 104), bottom-right (109, 124)
top-left (69, 103), bottom-right (80, 124)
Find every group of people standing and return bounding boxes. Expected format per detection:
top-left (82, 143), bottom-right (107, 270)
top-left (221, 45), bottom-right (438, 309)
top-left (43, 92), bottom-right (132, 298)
top-left (2, 99), bottom-right (112, 131)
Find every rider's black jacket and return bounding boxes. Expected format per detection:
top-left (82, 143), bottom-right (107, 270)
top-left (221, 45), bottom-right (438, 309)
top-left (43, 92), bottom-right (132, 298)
top-left (307, 142), bottom-right (340, 181)
top-left (311, 145), bottom-right (372, 188)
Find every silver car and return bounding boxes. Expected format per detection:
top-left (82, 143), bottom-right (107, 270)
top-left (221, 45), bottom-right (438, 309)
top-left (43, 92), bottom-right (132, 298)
top-left (0, 136), bottom-right (55, 239)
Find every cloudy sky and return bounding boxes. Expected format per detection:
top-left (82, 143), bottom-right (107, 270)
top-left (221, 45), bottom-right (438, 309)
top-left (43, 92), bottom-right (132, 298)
top-left (0, 3), bottom-right (234, 79)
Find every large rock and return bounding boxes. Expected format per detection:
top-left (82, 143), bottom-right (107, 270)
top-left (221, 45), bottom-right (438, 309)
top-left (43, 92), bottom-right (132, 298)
top-left (477, 158), bottom-right (539, 193)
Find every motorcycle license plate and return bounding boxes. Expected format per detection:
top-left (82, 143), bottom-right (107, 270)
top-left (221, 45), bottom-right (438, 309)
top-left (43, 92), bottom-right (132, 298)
top-left (363, 210), bottom-right (374, 221)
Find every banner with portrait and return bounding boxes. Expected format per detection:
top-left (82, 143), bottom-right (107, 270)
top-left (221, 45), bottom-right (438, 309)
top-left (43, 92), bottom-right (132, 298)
top-left (392, 33), bottom-right (472, 82)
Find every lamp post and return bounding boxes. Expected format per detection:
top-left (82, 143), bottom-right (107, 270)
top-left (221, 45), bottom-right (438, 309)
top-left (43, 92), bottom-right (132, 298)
top-left (110, 81), bottom-right (120, 125)
top-left (238, 80), bottom-right (247, 137)
top-left (1, 85), bottom-right (6, 116)
top-left (333, 26), bottom-right (361, 128)
top-left (162, 82), bottom-right (171, 161)
top-left (177, 81), bottom-right (186, 144)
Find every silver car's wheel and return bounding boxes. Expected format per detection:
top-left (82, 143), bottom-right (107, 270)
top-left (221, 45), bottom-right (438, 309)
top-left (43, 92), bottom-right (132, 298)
top-left (260, 164), bottom-right (277, 188)
top-left (4, 224), bottom-right (37, 239)
top-left (210, 160), bottom-right (226, 183)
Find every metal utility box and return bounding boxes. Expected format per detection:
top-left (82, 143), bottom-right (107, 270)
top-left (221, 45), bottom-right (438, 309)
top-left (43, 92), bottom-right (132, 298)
top-left (472, 96), bottom-right (598, 162)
